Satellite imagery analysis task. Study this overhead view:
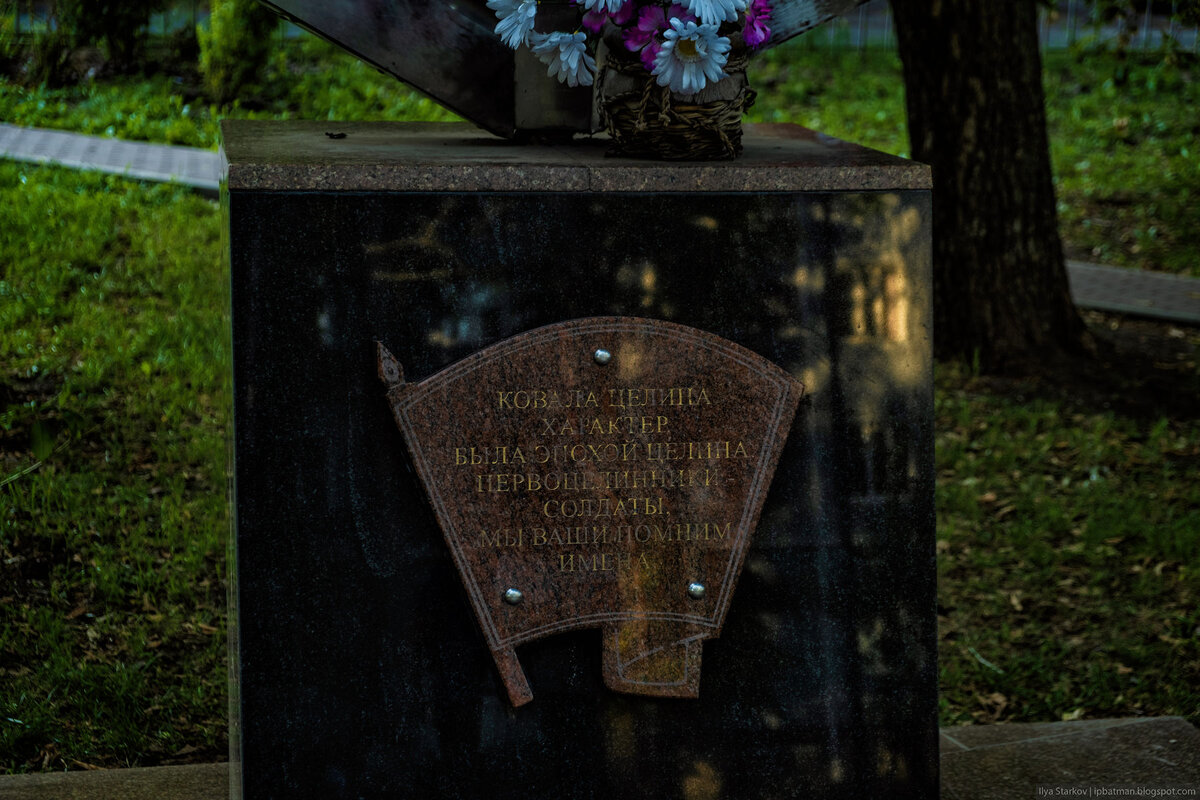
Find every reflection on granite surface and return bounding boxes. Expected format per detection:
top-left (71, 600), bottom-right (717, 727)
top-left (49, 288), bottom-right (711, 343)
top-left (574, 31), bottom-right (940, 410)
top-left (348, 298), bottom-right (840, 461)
top-left (228, 181), bottom-right (934, 798)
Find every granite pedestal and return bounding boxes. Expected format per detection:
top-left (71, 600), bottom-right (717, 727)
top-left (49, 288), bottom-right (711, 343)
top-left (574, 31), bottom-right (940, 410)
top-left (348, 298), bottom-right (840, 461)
top-left (222, 121), bottom-right (935, 800)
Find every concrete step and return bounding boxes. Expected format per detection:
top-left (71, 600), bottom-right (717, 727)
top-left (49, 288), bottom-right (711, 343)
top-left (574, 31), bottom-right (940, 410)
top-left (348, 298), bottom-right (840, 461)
top-left (0, 718), bottom-right (1196, 799)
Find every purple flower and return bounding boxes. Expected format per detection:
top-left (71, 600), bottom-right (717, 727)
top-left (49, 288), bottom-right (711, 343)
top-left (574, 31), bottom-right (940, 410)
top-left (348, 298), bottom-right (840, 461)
top-left (610, 1), bottom-right (636, 25)
top-left (582, 8), bottom-right (606, 33)
top-left (634, 38), bottom-right (659, 70)
top-left (582, 0), bottom-right (634, 33)
top-left (623, 5), bottom-right (666, 52)
top-left (744, 0), bottom-right (771, 48)
top-left (623, 4), bottom-right (696, 70)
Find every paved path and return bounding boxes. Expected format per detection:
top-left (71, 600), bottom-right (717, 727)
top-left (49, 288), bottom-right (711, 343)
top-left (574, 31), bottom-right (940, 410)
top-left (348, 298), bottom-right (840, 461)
top-left (1067, 260), bottom-right (1200, 326)
top-left (0, 122), bottom-right (221, 193)
top-left (3, 122), bottom-right (1199, 325)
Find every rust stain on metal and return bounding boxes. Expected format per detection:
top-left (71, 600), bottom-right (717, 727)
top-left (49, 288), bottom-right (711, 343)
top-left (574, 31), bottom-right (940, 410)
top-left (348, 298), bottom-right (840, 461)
top-left (378, 318), bottom-right (803, 706)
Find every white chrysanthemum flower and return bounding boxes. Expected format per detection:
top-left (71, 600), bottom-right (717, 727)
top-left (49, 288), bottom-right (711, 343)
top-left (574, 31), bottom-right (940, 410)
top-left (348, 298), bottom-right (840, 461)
top-left (487, 0), bottom-right (539, 48)
top-left (529, 31), bottom-right (596, 88)
top-left (581, 0), bottom-right (626, 14)
top-left (652, 19), bottom-right (730, 95)
top-left (678, 0), bottom-right (746, 25)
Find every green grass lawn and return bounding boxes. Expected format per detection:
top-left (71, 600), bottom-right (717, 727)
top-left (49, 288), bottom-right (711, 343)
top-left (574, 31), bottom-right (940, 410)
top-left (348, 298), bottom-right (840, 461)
top-left (935, 368), bottom-right (1200, 725)
top-left (1, 36), bottom-right (1198, 772)
top-left (0, 165), bottom-right (230, 769)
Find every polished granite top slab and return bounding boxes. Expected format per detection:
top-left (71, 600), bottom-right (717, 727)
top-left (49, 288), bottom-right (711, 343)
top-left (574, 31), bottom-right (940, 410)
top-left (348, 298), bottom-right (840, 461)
top-left (220, 120), bottom-right (931, 193)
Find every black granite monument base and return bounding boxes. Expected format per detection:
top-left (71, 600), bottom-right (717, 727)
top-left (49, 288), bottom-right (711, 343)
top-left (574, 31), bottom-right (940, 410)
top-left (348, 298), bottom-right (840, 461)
top-left (222, 121), bottom-right (935, 800)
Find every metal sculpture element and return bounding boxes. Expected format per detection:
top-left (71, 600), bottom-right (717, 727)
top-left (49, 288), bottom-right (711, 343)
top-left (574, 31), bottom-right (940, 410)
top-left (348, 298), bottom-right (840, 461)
top-left (258, 0), bottom-right (517, 135)
top-left (258, 0), bottom-right (866, 137)
top-left (768, 0), bottom-right (869, 45)
top-left (378, 318), bottom-right (803, 706)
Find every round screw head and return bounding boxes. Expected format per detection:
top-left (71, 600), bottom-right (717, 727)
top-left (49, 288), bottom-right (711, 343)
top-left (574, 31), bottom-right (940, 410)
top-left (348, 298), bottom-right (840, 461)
top-left (687, 582), bottom-right (706, 600)
top-left (593, 348), bottom-right (612, 366)
top-left (503, 588), bottom-right (524, 605)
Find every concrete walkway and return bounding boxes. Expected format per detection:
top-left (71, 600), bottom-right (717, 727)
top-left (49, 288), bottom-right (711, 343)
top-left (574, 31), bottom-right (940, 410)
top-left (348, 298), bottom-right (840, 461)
top-left (1067, 260), bottom-right (1200, 326)
top-left (3, 122), bottom-right (1199, 325)
top-left (0, 718), bottom-right (1195, 799)
top-left (0, 122), bottom-right (221, 193)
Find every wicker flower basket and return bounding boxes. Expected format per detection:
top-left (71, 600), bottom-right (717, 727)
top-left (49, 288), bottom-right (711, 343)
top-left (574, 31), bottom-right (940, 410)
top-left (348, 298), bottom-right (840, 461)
top-left (594, 39), bottom-right (755, 161)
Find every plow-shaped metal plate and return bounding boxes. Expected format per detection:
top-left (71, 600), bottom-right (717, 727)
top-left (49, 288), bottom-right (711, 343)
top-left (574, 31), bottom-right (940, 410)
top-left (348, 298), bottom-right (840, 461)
top-left (378, 318), bottom-right (803, 705)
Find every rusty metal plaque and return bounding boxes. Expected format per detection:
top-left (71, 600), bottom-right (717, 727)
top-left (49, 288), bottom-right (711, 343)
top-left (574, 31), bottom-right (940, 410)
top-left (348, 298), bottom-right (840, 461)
top-left (378, 318), bottom-right (802, 706)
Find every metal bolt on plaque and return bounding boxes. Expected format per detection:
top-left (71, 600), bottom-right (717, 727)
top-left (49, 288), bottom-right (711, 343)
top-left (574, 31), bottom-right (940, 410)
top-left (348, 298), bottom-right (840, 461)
top-left (378, 317), bottom-right (803, 706)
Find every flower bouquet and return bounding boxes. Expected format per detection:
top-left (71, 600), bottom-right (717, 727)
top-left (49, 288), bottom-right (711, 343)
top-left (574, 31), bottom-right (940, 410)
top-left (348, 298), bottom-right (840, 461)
top-left (486, 0), bottom-right (772, 159)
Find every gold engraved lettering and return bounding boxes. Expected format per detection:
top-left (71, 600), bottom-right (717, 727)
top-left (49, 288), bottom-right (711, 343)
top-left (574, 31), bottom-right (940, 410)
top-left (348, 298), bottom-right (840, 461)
top-left (643, 441), bottom-right (750, 462)
top-left (554, 552), bottom-right (659, 573)
top-left (537, 416), bottom-right (672, 437)
top-left (472, 383), bottom-right (747, 581)
top-left (454, 446), bottom-right (526, 466)
top-left (544, 497), bottom-right (668, 518)
top-left (479, 471), bottom-right (675, 493)
top-left (505, 387), bottom-right (710, 411)
top-left (559, 552), bottom-right (624, 572)
top-left (477, 528), bottom-right (524, 548)
top-left (607, 387), bottom-right (713, 409)
top-left (501, 390), bottom-right (604, 411)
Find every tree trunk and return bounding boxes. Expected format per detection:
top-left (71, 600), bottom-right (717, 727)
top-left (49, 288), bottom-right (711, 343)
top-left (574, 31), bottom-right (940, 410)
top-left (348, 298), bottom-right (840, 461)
top-left (890, 0), bottom-right (1092, 372)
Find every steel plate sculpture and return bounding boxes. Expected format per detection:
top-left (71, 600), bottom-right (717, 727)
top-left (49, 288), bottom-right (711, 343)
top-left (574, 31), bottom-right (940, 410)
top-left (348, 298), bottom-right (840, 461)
top-left (258, 0), bottom-right (866, 143)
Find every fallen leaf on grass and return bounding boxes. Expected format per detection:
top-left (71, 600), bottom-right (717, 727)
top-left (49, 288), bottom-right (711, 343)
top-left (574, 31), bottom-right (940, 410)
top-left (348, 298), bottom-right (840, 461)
top-left (972, 692), bottom-right (1010, 722)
